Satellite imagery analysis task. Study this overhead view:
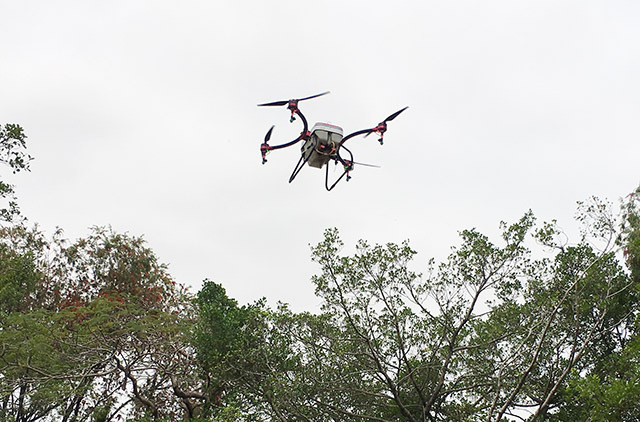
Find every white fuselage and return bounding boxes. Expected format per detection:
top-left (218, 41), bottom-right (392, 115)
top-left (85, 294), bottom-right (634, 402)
top-left (301, 122), bottom-right (344, 168)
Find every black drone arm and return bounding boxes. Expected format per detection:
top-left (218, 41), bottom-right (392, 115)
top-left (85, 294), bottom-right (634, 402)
top-left (260, 109), bottom-right (309, 164)
top-left (340, 128), bottom-right (375, 145)
top-left (268, 111), bottom-right (309, 151)
top-left (336, 143), bottom-right (354, 167)
top-left (340, 106), bottom-right (409, 146)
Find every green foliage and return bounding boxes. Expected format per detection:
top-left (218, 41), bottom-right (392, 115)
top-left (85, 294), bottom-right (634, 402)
top-left (0, 124), bottom-right (31, 223)
top-left (192, 198), bottom-right (640, 422)
top-left (0, 226), bottom-right (200, 421)
top-left (0, 244), bottom-right (40, 314)
top-left (193, 280), bottom-right (280, 420)
top-left (195, 281), bottom-right (248, 365)
top-left (3, 130), bottom-right (639, 422)
top-left (553, 336), bottom-right (640, 421)
top-left (621, 187), bottom-right (640, 280)
top-left (547, 189), bottom-right (640, 421)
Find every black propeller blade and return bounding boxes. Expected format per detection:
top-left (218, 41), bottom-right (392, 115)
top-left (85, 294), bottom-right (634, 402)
top-left (257, 91), bottom-right (330, 107)
top-left (298, 91), bottom-right (330, 101)
top-left (264, 125), bottom-right (275, 143)
top-left (384, 106), bottom-right (409, 123)
top-left (257, 100), bottom-right (289, 107)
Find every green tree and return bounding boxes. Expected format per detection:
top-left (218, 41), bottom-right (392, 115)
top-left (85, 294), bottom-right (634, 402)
top-left (193, 281), bottom-right (285, 421)
top-left (194, 197), bottom-right (638, 421)
top-left (0, 124), bottom-right (31, 223)
top-left (548, 189), bottom-right (640, 421)
top-left (0, 226), bottom-right (203, 421)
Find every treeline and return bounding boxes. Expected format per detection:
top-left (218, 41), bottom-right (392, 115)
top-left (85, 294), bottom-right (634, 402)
top-left (1, 125), bottom-right (639, 421)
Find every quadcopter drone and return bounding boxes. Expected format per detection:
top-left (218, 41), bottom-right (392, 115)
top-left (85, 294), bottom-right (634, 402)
top-left (258, 91), bottom-right (407, 191)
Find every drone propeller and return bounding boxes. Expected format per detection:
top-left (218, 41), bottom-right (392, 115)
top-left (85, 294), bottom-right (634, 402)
top-left (258, 91), bottom-right (330, 122)
top-left (264, 125), bottom-right (275, 143)
top-left (257, 99), bottom-right (289, 107)
top-left (339, 158), bottom-right (380, 174)
top-left (363, 106), bottom-right (409, 144)
top-left (334, 159), bottom-right (380, 171)
top-left (352, 160), bottom-right (381, 168)
top-left (260, 125), bottom-right (275, 164)
top-left (383, 106), bottom-right (409, 123)
top-left (257, 91), bottom-right (330, 107)
top-left (338, 159), bottom-right (380, 182)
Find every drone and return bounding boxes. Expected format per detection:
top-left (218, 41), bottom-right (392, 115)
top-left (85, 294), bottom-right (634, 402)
top-left (258, 91), bottom-right (407, 191)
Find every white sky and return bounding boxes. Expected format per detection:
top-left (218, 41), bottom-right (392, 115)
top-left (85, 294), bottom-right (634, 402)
top-left (2, 1), bottom-right (639, 310)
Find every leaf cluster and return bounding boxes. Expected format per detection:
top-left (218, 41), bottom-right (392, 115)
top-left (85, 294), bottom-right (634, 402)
top-left (0, 124), bottom-right (31, 223)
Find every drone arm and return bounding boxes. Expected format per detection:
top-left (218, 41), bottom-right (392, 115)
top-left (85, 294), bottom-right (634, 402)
top-left (260, 110), bottom-right (310, 163)
top-left (336, 144), bottom-right (354, 165)
top-left (340, 107), bottom-right (408, 146)
top-left (339, 128), bottom-right (374, 146)
top-left (267, 110), bottom-right (309, 150)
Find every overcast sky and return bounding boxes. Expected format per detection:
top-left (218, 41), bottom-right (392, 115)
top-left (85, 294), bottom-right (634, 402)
top-left (2, 1), bottom-right (639, 310)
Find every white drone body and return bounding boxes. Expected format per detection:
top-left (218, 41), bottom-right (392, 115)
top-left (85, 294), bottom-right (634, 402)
top-left (301, 122), bottom-right (344, 169)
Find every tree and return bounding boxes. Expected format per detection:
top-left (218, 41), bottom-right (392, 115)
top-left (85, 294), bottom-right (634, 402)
top-left (548, 189), bottom-right (640, 421)
top-left (0, 128), bottom-right (211, 420)
top-left (194, 197), bottom-right (638, 421)
top-left (0, 124), bottom-right (31, 223)
top-left (193, 281), bottom-right (287, 421)
top-left (0, 226), bottom-right (204, 421)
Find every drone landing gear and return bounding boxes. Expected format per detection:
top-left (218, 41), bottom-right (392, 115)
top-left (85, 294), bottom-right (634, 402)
top-left (288, 151), bottom-right (311, 183)
top-left (289, 138), bottom-right (334, 184)
top-left (325, 146), bottom-right (354, 191)
top-left (325, 163), bottom-right (348, 191)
